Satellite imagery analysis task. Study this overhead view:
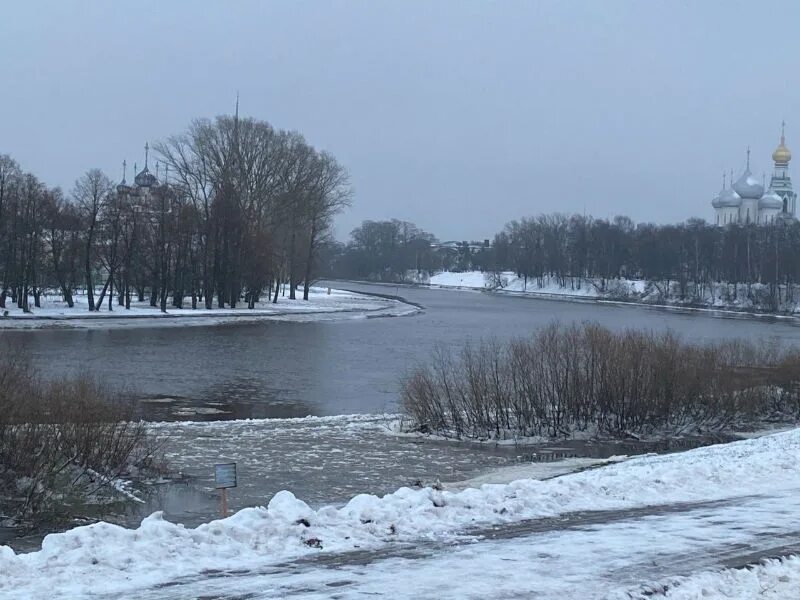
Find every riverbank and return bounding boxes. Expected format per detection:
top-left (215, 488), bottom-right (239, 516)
top-left (0, 287), bottom-right (420, 330)
top-left (365, 271), bottom-right (800, 320)
top-left (2, 424), bottom-right (799, 598)
top-left (3, 413), bottom-right (749, 553)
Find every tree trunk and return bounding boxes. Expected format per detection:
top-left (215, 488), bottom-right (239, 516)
top-left (302, 221), bottom-right (318, 301)
top-left (95, 275), bottom-right (112, 310)
top-left (288, 227), bottom-right (297, 300)
top-left (84, 227), bottom-right (95, 311)
top-left (84, 262), bottom-right (94, 311)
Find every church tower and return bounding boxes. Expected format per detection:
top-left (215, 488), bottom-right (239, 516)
top-left (770, 122), bottom-right (796, 217)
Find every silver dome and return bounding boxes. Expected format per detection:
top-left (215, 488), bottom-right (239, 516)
top-left (711, 187), bottom-right (725, 208)
top-left (732, 168), bottom-right (764, 199)
top-left (716, 187), bottom-right (742, 208)
top-left (759, 189), bottom-right (783, 210)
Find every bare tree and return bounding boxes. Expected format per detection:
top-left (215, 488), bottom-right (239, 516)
top-left (73, 169), bottom-right (112, 311)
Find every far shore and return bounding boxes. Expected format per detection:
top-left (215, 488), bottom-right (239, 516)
top-left (0, 287), bottom-right (420, 330)
top-left (332, 277), bottom-right (800, 323)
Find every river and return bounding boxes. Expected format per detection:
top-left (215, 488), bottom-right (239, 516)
top-left (3, 283), bottom-right (797, 547)
top-left (2, 282), bottom-right (799, 421)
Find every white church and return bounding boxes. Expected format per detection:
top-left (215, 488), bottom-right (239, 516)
top-left (712, 124), bottom-right (797, 225)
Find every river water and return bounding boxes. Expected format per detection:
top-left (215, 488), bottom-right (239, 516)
top-left (3, 282), bottom-right (799, 420)
top-left (2, 283), bottom-right (798, 546)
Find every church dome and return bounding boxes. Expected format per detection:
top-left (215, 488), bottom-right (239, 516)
top-left (134, 166), bottom-right (157, 188)
top-left (732, 168), bottom-right (763, 199)
top-left (716, 187), bottom-right (742, 208)
top-left (759, 188), bottom-right (783, 210)
top-left (773, 141), bottom-right (791, 163)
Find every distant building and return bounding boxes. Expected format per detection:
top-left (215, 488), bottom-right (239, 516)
top-left (114, 143), bottom-right (164, 206)
top-left (712, 123), bottom-right (796, 225)
top-left (431, 240), bottom-right (491, 252)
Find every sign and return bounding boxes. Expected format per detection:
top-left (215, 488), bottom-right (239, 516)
top-left (215, 462), bottom-right (237, 489)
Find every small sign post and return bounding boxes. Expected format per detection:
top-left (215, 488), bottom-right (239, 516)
top-left (214, 462), bottom-right (237, 518)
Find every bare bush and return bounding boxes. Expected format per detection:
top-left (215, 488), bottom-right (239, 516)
top-left (0, 359), bottom-right (159, 526)
top-left (402, 322), bottom-right (800, 440)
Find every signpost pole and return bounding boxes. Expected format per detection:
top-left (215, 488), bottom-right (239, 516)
top-left (220, 488), bottom-right (228, 518)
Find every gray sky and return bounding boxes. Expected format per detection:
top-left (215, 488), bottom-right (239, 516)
top-left (1, 1), bottom-right (798, 241)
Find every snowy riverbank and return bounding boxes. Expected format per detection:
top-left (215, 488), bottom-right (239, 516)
top-left (2, 425), bottom-right (800, 598)
top-left (416, 271), bottom-right (800, 316)
top-left (0, 287), bottom-right (419, 330)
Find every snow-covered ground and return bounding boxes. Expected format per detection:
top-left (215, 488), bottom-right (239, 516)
top-left (426, 270), bottom-right (621, 298)
top-left (2, 427), bottom-right (800, 598)
top-left (422, 270), bottom-right (800, 314)
top-left (0, 287), bottom-right (419, 329)
top-left (634, 556), bottom-right (800, 599)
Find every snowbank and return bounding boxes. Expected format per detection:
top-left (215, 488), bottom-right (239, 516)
top-left (629, 555), bottom-right (800, 599)
top-left (428, 271), bottom-right (495, 289)
top-left (0, 287), bottom-right (419, 330)
top-left (2, 428), bottom-right (800, 597)
top-left (425, 271), bottom-right (800, 314)
top-left (428, 270), bottom-right (602, 296)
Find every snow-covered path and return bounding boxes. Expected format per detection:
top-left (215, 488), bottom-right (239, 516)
top-left (4, 428), bottom-right (800, 599)
top-left (100, 493), bottom-right (800, 599)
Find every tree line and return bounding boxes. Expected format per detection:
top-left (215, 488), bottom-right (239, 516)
top-left (330, 214), bottom-right (800, 310)
top-left (326, 219), bottom-right (493, 281)
top-left (0, 114), bottom-right (350, 312)
top-left (493, 214), bottom-right (800, 308)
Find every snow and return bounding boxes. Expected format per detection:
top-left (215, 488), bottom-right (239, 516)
top-left (427, 271), bottom-right (496, 289)
top-left (631, 556), bottom-right (800, 599)
top-left (0, 287), bottom-right (419, 329)
top-left (424, 270), bottom-right (800, 314)
top-left (443, 455), bottom-right (631, 491)
top-left (2, 427), bottom-right (800, 598)
top-left (427, 270), bottom-right (602, 297)
top-left (151, 505), bottom-right (800, 599)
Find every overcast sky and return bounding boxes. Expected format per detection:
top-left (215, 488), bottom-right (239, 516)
top-left (1, 1), bottom-right (798, 240)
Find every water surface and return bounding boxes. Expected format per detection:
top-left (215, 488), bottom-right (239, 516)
top-left (3, 282), bottom-right (799, 419)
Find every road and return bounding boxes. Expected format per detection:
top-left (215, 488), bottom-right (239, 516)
top-left (119, 491), bottom-right (800, 599)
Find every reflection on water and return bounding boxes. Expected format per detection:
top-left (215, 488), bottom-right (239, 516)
top-left (136, 386), bottom-right (313, 422)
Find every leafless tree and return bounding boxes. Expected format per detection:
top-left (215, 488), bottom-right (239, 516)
top-left (72, 169), bottom-right (112, 311)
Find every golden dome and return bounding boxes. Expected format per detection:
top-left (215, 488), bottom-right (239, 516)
top-left (773, 140), bottom-right (791, 163)
top-left (773, 122), bottom-right (791, 163)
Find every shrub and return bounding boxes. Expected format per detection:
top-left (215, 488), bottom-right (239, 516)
top-left (401, 322), bottom-right (800, 440)
top-left (0, 357), bottom-right (160, 526)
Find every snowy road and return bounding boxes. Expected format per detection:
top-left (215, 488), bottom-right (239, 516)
top-left (100, 494), bottom-right (800, 599)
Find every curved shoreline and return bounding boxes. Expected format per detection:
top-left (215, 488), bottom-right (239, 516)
top-left (332, 279), bottom-right (800, 325)
top-left (0, 289), bottom-right (421, 331)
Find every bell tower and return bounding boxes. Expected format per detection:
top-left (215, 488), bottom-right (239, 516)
top-left (770, 121), bottom-right (796, 217)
